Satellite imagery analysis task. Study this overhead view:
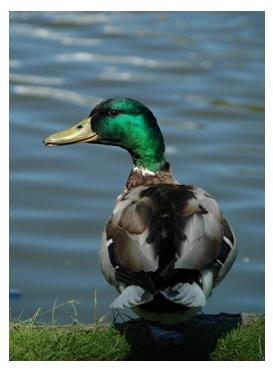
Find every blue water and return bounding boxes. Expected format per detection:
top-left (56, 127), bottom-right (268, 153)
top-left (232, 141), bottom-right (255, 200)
top-left (9, 11), bottom-right (264, 323)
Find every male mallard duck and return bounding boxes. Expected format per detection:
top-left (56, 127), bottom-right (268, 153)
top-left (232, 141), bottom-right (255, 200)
top-left (44, 97), bottom-right (237, 324)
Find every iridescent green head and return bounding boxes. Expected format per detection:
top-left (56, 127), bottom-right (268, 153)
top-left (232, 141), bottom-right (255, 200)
top-left (44, 97), bottom-right (167, 172)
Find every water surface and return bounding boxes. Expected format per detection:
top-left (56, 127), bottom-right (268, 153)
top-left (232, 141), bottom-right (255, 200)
top-left (10, 11), bottom-right (264, 323)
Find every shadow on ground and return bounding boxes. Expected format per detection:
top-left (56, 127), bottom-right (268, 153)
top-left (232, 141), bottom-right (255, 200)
top-left (114, 313), bottom-right (241, 361)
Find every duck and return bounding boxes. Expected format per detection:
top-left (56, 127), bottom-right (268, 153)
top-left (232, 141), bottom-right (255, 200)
top-left (44, 97), bottom-right (237, 324)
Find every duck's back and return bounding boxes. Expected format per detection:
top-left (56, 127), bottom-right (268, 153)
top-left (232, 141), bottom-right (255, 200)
top-left (99, 183), bottom-right (236, 321)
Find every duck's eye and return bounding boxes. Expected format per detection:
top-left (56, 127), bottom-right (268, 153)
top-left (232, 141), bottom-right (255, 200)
top-left (108, 109), bottom-right (119, 117)
top-left (76, 124), bottom-right (84, 129)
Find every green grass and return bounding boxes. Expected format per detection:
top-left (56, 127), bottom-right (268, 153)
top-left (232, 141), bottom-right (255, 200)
top-left (211, 316), bottom-right (265, 361)
top-left (10, 322), bottom-right (130, 361)
top-left (9, 305), bottom-right (265, 361)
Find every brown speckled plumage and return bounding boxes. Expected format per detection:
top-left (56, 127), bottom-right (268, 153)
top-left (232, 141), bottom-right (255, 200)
top-left (100, 176), bottom-right (236, 322)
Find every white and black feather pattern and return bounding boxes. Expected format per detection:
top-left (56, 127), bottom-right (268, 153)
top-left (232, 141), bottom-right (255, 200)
top-left (161, 282), bottom-right (206, 307)
top-left (110, 285), bottom-right (154, 309)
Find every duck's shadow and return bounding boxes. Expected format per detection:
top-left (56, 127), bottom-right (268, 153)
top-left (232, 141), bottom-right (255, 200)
top-left (113, 313), bottom-right (241, 361)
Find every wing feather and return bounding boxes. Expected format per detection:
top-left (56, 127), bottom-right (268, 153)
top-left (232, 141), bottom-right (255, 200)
top-left (105, 184), bottom-right (231, 294)
top-left (174, 190), bottom-right (223, 271)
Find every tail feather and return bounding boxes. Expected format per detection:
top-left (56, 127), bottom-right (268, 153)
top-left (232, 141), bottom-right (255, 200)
top-left (110, 285), bottom-right (153, 309)
top-left (111, 281), bottom-right (207, 310)
top-left (161, 282), bottom-right (206, 308)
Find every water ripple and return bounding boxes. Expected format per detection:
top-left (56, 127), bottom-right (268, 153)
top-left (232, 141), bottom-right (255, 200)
top-left (49, 12), bottom-right (110, 25)
top-left (10, 73), bottom-right (65, 86)
top-left (12, 84), bottom-right (100, 106)
top-left (11, 23), bottom-right (101, 46)
top-left (56, 52), bottom-right (213, 73)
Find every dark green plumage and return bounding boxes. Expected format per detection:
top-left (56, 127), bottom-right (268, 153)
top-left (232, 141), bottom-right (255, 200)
top-left (89, 97), bottom-right (166, 171)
